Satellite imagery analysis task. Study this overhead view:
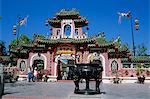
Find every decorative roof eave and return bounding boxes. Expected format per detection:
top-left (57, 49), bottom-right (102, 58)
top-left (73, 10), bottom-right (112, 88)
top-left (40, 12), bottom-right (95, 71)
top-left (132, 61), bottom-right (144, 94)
top-left (22, 44), bottom-right (45, 48)
top-left (108, 52), bottom-right (129, 59)
top-left (98, 42), bottom-right (115, 47)
top-left (48, 17), bottom-right (87, 23)
top-left (10, 49), bottom-right (28, 54)
top-left (0, 56), bottom-right (17, 63)
top-left (108, 49), bottom-right (115, 53)
top-left (74, 17), bottom-right (87, 22)
top-left (121, 56), bottom-right (150, 63)
top-left (0, 56), bottom-right (10, 61)
top-left (94, 36), bottom-right (115, 48)
top-left (48, 19), bottom-right (61, 23)
top-left (36, 38), bottom-right (94, 44)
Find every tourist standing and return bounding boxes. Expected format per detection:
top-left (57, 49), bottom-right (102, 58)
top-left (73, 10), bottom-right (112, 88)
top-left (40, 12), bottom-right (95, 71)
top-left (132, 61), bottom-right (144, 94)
top-left (28, 67), bottom-right (34, 82)
top-left (33, 67), bottom-right (38, 81)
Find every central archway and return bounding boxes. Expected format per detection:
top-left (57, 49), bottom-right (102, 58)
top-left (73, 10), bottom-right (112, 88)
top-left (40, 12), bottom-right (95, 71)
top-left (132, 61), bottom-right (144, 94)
top-left (55, 54), bottom-right (75, 80)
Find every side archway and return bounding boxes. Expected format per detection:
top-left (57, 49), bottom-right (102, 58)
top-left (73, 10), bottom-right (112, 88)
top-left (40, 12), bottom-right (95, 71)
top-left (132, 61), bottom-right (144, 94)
top-left (30, 53), bottom-right (47, 70)
top-left (87, 53), bottom-right (106, 77)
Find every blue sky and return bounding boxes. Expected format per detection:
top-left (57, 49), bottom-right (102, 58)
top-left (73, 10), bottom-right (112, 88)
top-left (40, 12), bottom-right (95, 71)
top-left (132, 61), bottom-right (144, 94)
top-left (0, 0), bottom-right (150, 54)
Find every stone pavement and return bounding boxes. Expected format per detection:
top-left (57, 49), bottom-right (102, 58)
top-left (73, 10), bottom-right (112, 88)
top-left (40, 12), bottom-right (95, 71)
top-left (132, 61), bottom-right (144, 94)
top-left (2, 81), bottom-right (150, 99)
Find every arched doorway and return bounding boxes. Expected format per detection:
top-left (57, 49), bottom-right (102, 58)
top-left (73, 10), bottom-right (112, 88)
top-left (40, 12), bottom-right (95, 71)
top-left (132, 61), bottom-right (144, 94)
top-left (87, 53), bottom-right (106, 77)
top-left (64, 25), bottom-right (71, 38)
top-left (56, 55), bottom-right (75, 80)
top-left (32, 59), bottom-right (44, 72)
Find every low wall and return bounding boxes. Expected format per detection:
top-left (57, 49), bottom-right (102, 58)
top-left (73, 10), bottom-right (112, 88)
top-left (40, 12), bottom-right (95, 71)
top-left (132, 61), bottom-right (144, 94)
top-left (102, 77), bottom-right (150, 83)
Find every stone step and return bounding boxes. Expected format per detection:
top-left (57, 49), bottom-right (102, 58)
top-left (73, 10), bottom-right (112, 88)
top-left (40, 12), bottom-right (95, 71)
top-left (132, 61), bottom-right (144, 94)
top-left (69, 94), bottom-right (102, 99)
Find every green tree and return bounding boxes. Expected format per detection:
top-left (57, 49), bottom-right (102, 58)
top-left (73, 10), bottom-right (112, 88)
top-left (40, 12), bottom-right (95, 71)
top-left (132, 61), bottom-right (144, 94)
top-left (136, 43), bottom-right (147, 56)
top-left (136, 64), bottom-right (144, 75)
top-left (0, 40), bottom-right (7, 56)
top-left (10, 34), bottom-right (30, 47)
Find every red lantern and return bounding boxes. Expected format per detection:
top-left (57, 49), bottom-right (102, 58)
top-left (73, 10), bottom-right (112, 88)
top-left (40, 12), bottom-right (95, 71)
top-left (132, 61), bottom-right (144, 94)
top-left (50, 28), bottom-right (53, 31)
top-left (78, 16), bottom-right (81, 19)
top-left (33, 43), bottom-right (37, 47)
top-left (85, 21), bottom-right (89, 24)
top-left (48, 47), bottom-right (51, 50)
top-left (16, 48), bottom-right (20, 51)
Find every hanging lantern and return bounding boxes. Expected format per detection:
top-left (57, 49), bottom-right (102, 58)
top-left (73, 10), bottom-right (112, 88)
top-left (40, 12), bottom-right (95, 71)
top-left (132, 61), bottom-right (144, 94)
top-left (13, 25), bottom-right (17, 35)
top-left (16, 48), bottom-right (20, 51)
top-left (78, 16), bottom-right (82, 19)
top-left (33, 43), bottom-right (37, 47)
top-left (45, 20), bottom-right (49, 27)
top-left (86, 27), bottom-right (89, 30)
top-left (85, 21), bottom-right (89, 24)
top-left (48, 47), bottom-right (51, 50)
top-left (135, 18), bottom-right (139, 30)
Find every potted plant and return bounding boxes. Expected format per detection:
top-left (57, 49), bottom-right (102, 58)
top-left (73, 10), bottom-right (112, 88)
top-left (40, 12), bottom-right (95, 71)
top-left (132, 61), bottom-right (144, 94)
top-left (136, 64), bottom-right (145, 84)
top-left (112, 70), bottom-right (122, 84)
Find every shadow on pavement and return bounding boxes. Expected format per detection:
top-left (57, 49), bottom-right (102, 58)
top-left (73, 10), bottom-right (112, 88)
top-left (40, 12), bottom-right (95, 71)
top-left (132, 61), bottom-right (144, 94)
top-left (3, 91), bottom-right (19, 96)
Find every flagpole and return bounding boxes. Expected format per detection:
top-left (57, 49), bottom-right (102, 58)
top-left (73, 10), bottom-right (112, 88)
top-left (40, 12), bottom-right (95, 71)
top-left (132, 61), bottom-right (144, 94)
top-left (17, 16), bottom-right (21, 45)
top-left (130, 13), bottom-right (136, 56)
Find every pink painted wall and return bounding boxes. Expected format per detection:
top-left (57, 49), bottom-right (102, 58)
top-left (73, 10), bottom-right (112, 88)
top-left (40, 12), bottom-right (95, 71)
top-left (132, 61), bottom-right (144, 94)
top-left (102, 53), bottom-right (109, 76)
top-left (83, 51), bottom-right (89, 63)
top-left (50, 51), bottom-right (55, 76)
top-left (17, 58), bottom-right (28, 75)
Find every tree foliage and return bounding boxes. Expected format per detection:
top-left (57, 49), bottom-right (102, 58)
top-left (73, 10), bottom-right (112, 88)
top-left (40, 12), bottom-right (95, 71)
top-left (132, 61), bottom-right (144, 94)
top-left (0, 40), bottom-right (7, 55)
top-left (10, 34), bottom-right (30, 47)
top-left (33, 34), bottom-right (45, 40)
top-left (136, 64), bottom-right (145, 76)
top-left (136, 43), bottom-right (147, 56)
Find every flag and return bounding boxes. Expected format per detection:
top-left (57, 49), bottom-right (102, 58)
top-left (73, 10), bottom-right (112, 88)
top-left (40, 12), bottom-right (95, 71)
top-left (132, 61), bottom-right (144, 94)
top-left (118, 11), bottom-right (131, 24)
top-left (18, 16), bottom-right (28, 26)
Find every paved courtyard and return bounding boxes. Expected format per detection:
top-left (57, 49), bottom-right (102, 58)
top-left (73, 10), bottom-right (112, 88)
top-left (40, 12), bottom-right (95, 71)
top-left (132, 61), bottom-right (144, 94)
top-left (2, 81), bottom-right (150, 99)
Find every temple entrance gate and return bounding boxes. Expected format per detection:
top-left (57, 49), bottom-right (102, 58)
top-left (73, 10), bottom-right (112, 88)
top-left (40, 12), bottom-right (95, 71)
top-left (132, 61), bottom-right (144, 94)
top-left (55, 54), bottom-right (75, 80)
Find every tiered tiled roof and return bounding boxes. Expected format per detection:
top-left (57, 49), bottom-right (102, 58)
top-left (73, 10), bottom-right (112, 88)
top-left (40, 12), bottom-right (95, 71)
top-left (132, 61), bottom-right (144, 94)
top-left (36, 38), bottom-right (94, 44)
top-left (0, 56), bottom-right (10, 62)
top-left (55, 9), bottom-right (80, 17)
top-left (96, 37), bottom-right (115, 47)
top-left (48, 9), bottom-right (88, 27)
